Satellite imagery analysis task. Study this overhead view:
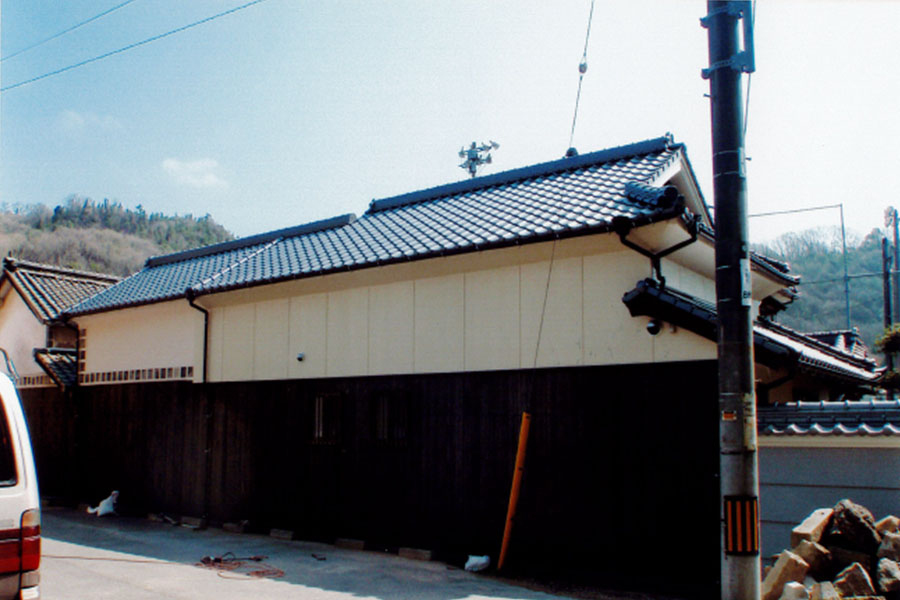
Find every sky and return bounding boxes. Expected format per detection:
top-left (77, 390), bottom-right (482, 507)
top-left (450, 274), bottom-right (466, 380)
top-left (1, 0), bottom-right (899, 246)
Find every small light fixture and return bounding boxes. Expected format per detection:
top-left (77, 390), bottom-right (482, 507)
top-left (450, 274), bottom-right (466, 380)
top-left (646, 319), bottom-right (662, 336)
top-left (296, 353), bottom-right (305, 362)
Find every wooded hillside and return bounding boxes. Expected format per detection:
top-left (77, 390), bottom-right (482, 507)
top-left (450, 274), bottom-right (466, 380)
top-left (756, 227), bottom-right (888, 358)
top-left (0, 196), bottom-right (233, 276)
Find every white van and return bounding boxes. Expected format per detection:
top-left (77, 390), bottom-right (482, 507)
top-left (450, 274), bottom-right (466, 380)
top-left (0, 375), bottom-right (39, 600)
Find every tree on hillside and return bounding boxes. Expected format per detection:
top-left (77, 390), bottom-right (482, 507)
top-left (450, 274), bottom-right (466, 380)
top-left (754, 226), bottom-right (888, 357)
top-left (0, 198), bottom-right (234, 276)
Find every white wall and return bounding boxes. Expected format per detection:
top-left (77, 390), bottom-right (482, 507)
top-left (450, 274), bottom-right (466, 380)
top-left (202, 236), bottom-right (718, 382)
top-left (0, 290), bottom-right (46, 379)
top-left (76, 300), bottom-right (201, 382)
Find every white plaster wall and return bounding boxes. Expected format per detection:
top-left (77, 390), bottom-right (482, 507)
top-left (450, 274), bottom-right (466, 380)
top-left (287, 293), bottom-right (327, 378)
top-left (77, 300), bottom-right (199, 375)
top-left (202, 236), bottom-right (718, 382)
top-left (368, 281), bottom-right (414, 375)
top-left (414, 274), bottom-right (464, 373)
top-left (326, 287), bottom-right (368, 377)
top-left (0, 291), bottom-right (46, 378)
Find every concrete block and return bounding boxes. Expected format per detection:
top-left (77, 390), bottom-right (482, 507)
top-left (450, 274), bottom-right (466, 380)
top-left (878, 557), bottom-right (900, 595)
top-left (794, 540), bottom-right (832, 580)
top-left (877, 516), bottom-right (900, 536)
top-left (833, 562), bottom-right (876, 598)
top-left (398, 547), bottom-right (432, 561)
top-left (879, 531), bottom-right (900, 562)
top-left (269, 528), bottom-right (294, 541)
top-left (828, 499), bottom-right (882, 555)
top-left (222, 521), bottom-right (247, 534)
top-left (792, 508), bottom-right (834, 548)
top-left (181, 515), bottom-right (207, 529)
top-left (809, 581), bottom-right (840, 600)
top-left (335, 538), bottom-right (365, 550)
top-left (763, 550), bottom-right (810, 600)
top-left (778, 581), bottom-right (808, 600)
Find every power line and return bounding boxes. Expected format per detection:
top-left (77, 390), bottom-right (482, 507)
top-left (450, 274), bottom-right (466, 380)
top-left (1, 0), bottom-right (269, 93)
top-left (567, 0), bottom-right (596, 151)
top-left (1, 0), bottom-right (141, 63)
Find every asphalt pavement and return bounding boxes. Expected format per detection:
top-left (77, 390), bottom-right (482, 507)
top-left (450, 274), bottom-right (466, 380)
top-left (40, 507), bottom-right (567, 600)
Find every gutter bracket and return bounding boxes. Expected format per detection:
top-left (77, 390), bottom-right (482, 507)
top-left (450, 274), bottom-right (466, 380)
top-left (613, 213), bottom-right (700, 288)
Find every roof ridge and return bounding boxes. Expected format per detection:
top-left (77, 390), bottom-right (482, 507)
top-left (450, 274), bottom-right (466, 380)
top-left (3, 256), bottom-right (120, 282)
top-left (366, 135), bottom-right (677, 215)
top-left (191, 236), bottom-right (283, 293)
top-left (146, 214), bottom-right (356, 268)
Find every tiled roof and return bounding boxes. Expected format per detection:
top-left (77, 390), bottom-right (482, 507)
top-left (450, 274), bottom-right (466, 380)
top-left (758, 399), bottom-right (900, 437)
top-left (69, 135), bottom-right (694, 316)
top-left (621, 278), bottom-right (880, 387)
top-left (33, 348), bottom-right (78, 388)
top-left (806, 329), bottom-right (870, 361)
top-left (2, 258), bottom-right (120, 322)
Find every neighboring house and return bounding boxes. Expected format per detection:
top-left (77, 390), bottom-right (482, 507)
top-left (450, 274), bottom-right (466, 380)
top-left (21, 135), bottom-right (880, 598)
top-left (758, 398), bottom-right (900, 558)
top-left (0, 258), bottom-right (119, 388)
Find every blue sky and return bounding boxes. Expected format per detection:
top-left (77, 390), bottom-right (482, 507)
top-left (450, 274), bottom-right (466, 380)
top-left (2, 1), bottom-right (898, 244)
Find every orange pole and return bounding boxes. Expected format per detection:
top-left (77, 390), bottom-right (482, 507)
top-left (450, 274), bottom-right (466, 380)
top-left (498, 412), bottom-right (531, 572)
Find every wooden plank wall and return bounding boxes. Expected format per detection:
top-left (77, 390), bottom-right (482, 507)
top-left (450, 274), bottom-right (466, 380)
top-left (22, 361), bottom-right (720, 599)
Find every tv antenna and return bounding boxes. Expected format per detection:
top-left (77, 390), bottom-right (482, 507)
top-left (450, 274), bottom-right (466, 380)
top-left (459, 141), bottom-right (500, 178)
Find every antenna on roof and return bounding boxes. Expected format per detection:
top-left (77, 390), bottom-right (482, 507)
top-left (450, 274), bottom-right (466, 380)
top-left (458, 141), bottom-right (499, 178)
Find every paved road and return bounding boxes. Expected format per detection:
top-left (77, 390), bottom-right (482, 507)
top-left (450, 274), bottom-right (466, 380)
top-left (40, 507), bottom-right (566, 600)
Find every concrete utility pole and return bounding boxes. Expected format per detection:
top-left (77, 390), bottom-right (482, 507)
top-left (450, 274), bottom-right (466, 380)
top-left (702, 3), bottom-right (760, 598)
top-left (887, 206), bottom-right (900, 324)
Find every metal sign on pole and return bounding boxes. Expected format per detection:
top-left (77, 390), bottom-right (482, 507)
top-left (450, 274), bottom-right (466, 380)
top-left (701, 2), bottom-right (760, 598)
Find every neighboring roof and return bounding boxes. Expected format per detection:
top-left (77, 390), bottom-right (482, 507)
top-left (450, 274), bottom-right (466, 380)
top-left (758, 399), bottom-right (900, 437)
top-left (694, 223), bottom-right (799, 288)
top-left (2, 257), bottom-right (120, 322)
top-left (621, 278), bottom-right (880, 387)
top-left (33, 348), bottom-right (78, 389)
top-left (756, 320), bottom-right (878, 382)
top-left (69, 135), bottom-right (698, 316)
top-left (806, 329), bottom-right (870, 361)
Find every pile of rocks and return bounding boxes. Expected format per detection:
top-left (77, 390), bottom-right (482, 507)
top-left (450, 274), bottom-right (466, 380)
top-left (763, 499), bottom-right (900, 600)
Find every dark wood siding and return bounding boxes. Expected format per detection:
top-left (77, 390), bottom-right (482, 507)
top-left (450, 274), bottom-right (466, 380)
top-left (22, 361), bottom-right (720, 598)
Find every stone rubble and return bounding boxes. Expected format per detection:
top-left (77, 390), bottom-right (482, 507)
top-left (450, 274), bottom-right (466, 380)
top-left (766, 498), bottom-right (900, 600)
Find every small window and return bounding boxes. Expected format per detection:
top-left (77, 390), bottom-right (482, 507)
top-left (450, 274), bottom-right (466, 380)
top-left (373, 394), bottom-right (409, 447)
top-left (311, 394), bottom-right (341, 444)
top-left (0, 412), bottom-right (18, 486)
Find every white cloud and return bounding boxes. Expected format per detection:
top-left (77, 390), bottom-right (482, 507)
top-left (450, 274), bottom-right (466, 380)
top-left (161, 158), bottom-right (228, 189)
top-left (58, 109), bottom-right (122, 133)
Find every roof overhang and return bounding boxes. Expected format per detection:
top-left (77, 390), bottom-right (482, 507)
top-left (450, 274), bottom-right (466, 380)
top-left (622, 278), bottom-right (879, 390)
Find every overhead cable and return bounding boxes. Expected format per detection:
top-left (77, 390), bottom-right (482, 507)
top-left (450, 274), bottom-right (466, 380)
top-left (567, 0), bottom-right (596, 151)
top-left (1, 0), bottom-right (269, 93)
top-left (2, 0), bottom-right (141, 63)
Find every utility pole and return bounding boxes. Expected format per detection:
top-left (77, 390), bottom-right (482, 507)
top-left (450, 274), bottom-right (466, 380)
top-left (702, 3), bottom-right (760, 598)
top-left (883, 236), bottom-right (894, 371)
top-left (887, 206), bottom-right (900, 324)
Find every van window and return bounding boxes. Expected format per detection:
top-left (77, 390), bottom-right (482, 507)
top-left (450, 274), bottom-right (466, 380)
top-left (0, 413), bottom-right (17, 486)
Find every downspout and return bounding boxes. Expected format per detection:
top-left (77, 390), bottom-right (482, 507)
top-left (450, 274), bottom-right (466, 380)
top-left (185, 287), bottom-right (213, 526)
top-left (185, 288), bottom-right (208, 384)
top-left (612, 213), bottom-right (701, 288)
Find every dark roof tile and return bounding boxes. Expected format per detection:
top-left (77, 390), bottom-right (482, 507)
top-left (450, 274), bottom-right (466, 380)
top-left (68, 135), bottom-right (692, 316)
top-left (2, 258), bottom-right (119, 322)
